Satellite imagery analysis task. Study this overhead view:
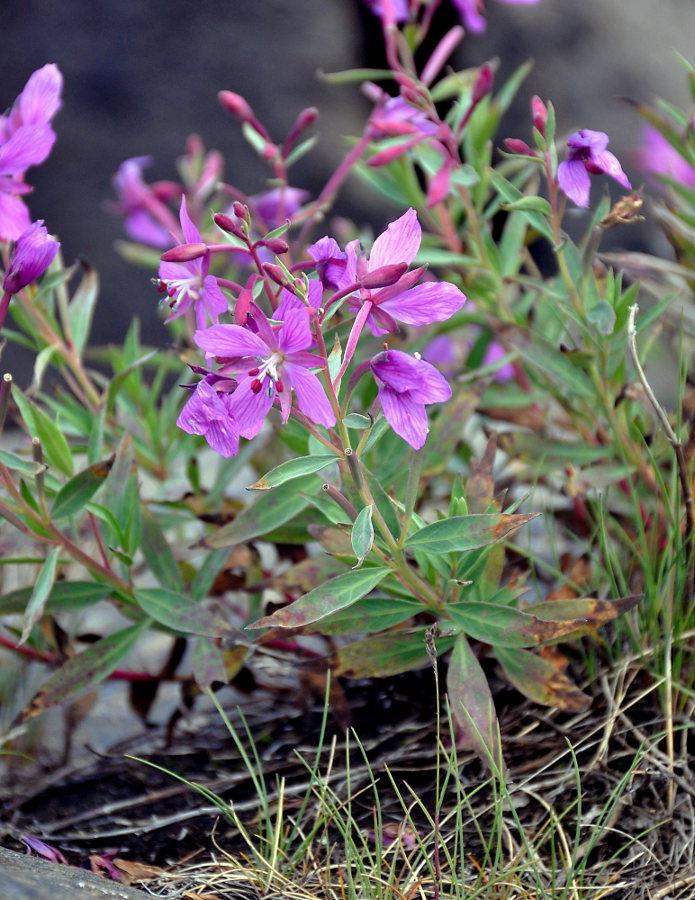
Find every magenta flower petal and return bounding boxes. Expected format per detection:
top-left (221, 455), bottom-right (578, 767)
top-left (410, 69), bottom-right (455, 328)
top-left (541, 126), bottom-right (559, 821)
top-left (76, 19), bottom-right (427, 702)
top-left (590, 150), bottom-right (631, 189)
top-left (0, 192), bottom-right (31, 240)
top-left (227, 374), bottom-right (275, 436)
top-left (284, 362), bottom-right (335, 427)
top-left (17, 64), bottom-right (63, 126)
top-left (176, 378), bottom-right (239, 458)
top-left (369, 208), bottom-right (421, 271)
top-left (307, 236), bottom-right (347, 289)
top-left (0, 124), bottom-right (56, 174)
top-left (379, 280), bottom-right (466, 326)
top-left (277, 309), bottom-right (313, 354)
top-left (178, 195), bottom-right (202, 245)
top-left (557, 159), bottom-right (591, 208)
top-left (195, 323), bottom-right (268, 358)
top-left (379, 388), bottom-right (430, 449)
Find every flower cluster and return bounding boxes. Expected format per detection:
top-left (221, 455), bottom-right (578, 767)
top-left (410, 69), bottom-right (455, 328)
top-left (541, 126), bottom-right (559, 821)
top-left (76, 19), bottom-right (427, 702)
top-left (175, 207), bottom-right (466, 455)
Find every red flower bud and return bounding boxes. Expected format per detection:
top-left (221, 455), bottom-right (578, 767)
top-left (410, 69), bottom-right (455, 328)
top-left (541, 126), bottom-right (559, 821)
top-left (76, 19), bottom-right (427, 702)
top-left (218, 90), bottom-right (255, 122)
top-left (472, 63), bottom-right (494, 104)
top-left (160, 242), bottom-right (207, 262)
top-left (257, 237), bottom-right (290, 255)
top-left (531, 96), bottom-right (548, 137)
top-left (361, 262), bottom-right (408, 289)
top-left (213, 212), bottom-right (246, 239)
top-left (263, 263), bottom-right (288, 287)
top-left (503, 138), bottom-right (534, 156)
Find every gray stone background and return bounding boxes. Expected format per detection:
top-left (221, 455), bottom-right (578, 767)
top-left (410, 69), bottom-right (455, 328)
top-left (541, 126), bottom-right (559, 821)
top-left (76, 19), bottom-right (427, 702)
top-left (2, 0), bottom-right (695, 379)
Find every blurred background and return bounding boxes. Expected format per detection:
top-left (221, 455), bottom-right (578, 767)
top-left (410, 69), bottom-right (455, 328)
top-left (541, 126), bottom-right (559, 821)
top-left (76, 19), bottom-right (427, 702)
top-left (2, 0), bottom-right (695, 380)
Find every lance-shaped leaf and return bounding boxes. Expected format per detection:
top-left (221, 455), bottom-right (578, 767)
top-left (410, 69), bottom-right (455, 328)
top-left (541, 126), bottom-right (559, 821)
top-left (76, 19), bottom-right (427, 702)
top-left (134, 588), bottom-right (238, 638)
top-left (247, 567), bottom-right (390, 630)
top-left (51, 454), bottom-right (114, 519)
top-left (264, 555), bottom-right (347, 595)
top-left (140, 503), bottom-right (185, 593)
top-left (351, 505), bottom-right (374, 569)
top-left (0, 449), bottom-right (46, 478)
top-left (67, 261), bottom-right (99, 356)
top-left (0, 581), bottom-right (109, 615)
top-left (307, 524), bottom-right (354, 557)
top-left (308, 595), bottom-right (422, 635)
top-left (22, 619), bottom-right (152, 720)
top-left (524, 594), bottom-right (641, 641)
top-left (447, 633), bottom-right (502, 766)
top-left (204, 475), bottom-right (318, 548)
top-left (334, 628), bottom-right (455, 678)
top-left (446, 602), bottom-right (588, 648)
top-left (12, 389), bottom-right (74, 477)
top-left (20, 546), bottom-right (61, 645)
top-left (247, 454), bottom-right (340, 490)
top-left (405, 513), bottom-right (538, 554)
top-left (495, 646), bottom-right (591, 712)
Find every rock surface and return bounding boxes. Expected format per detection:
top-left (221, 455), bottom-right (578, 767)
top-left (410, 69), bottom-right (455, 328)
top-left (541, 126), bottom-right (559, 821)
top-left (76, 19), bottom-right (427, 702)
top-left (0, 846), bottom-right (152, 900)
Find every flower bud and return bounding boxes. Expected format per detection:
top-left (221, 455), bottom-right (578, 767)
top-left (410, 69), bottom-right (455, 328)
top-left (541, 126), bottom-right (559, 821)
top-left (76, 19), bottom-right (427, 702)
top-left (472, 63), bottom-right (494, 104)
top-left (361, 262), bottom-right (408, 289)
top-left (503, 138), bottom-right (534, 155)
top-left (3, 221), bottom-right (60, 295)
top-left (257, 237), bottom-right (290, 255)
top-left (160, 242), bottom-right (207, 263)
top-left (218, 90), bottom-right (255, 122)
top-left (531, 96), bottom-right (548, 137)
top-left (213, 212), bottom-right (246, 239)
top-left (263, 263), bottom-right (288, 287)
top-left (283, 107), bottom-right (318, 159)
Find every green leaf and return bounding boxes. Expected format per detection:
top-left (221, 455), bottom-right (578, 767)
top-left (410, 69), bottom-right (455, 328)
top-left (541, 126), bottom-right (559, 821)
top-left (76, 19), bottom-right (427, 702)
top-left (51, 455), bottom-right (115, 519)
top-left (247, 454), bottom-right (339, 490)
top-left (191, 637), bottom-right (231, 688)
top-left (247, 567), bottom-right (390, 630)
top-left (351, 505), bottom-right (374, 568)
top-left (309, 595), bottom-right (422, 635)
top-left (106, 350), bottom-right (158, 415)
top-left (19, 547), bottom-right (61, 644)
top-left (12, 389), bottom-right (73, 477)
top-left (189, 548), bottom-right (234, 601)
top-left (140, 503), bottom-right (185, 593)
top-left (67, 262), bottom-right (99, 355)
top-left (334, 628), bottom-right (455, 678)
top-left (405, 513), bottom-right (537, 554)
top-left (587, 299), bottom-right (616, 336)
top-left (343, 413), bottom-right (372, 430)
top-left (501, 196), bottom-right (552, 215)
top-left (134, 587), bottom-right (237, 638)
top-left (495, 646), bottom-right (591, 711)
top-left (204, 475), bottom-right (319, 548)
top-left (0, 581), bottom-right (110, 615)
top-left (446, 601), bottom-right (587, 648)
top-left (0, 449), bottom-right (46, 479)
top-left (22, 619), bottom-right (152, 719)
top-left (447, 634), bottom-right (501, 766)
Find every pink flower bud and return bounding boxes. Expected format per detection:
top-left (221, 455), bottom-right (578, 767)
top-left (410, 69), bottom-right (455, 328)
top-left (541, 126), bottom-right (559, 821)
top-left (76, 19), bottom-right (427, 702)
top-left (213, 212), bottom-right (246, 239)
top-left (361, 262), bottom-right (408, 289)
top-left (367, 137), bottom-right (420, 167)
top-left (263, 263), bottom-right (288, 287)
top-left (3, 221), bottom-right (59, 294)
top-left (257, 237), bottom-right (290, 255)
top-left (283, 107), bottom-right (318, 159)
top-left (427, 162), bottom-right (451, 207)
top-left (472, 63), bottom-right (494, 104)
top-left (160, 242), bottom-right (207, 263)
top-left (531, 96), bottom-right (548, 137)
top-left (232, 202), bottom-right (249, 221)
top-left (218, 90), bottom-right (255, 122)
top-left (504, 138), bottom-right (534, 155)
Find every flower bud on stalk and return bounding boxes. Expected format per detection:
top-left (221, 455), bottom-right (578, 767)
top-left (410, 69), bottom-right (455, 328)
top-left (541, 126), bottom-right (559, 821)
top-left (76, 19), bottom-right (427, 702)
top-left (160, 242), bottom-right (207, 263)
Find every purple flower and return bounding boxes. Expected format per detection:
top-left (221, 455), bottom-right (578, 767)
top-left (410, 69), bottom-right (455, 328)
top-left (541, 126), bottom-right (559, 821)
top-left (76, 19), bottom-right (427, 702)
top-left (364, 0), bottom-right (539, 33)
top-left (249, 186), bottom-right (310, 229)
top-left (194, 305), bottom-right (335, 439)
top-left (371, 349), bottom-right (451, 449)
top-left (339, 208), bottom-right (466, 337)
top-left (634, 125), bottom-right (695, 191)
top-left (3, 220), bottom-right (59, 294)
top-left (111, 156), bottom-right (179, 248)
top-left (0, 64), bottom-right (63, 240)
top-left (363, 0), bottom-right (410, 23)
top-left (557, 130), bottom-right (631, 208)
top-left (307, 236), bottom-right (346, 289)
top-left (158, 197), bottom-right (229, 329)
top-left (176, 376), bottom-right (240, 457)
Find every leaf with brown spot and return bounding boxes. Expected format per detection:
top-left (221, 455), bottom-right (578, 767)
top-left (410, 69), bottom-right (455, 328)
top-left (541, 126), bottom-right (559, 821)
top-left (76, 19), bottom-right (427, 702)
top-left (496, 645), bottom-right (591, 711)
top-left (334, 628), bottom-right (456, 678)
top-left (446, 601), bottom-right (588, 648)
top-left (269, 555), bottom-right (347, 594)
top-left (405, 513), bottom-right (538, 554)
top-left (526, 594), bottom-right (641, 641)
top-left (447, 633), bottom-right (502, 766)
top-left (22, 619), bottom-right (152, 720)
